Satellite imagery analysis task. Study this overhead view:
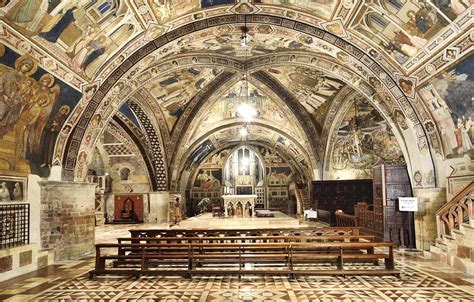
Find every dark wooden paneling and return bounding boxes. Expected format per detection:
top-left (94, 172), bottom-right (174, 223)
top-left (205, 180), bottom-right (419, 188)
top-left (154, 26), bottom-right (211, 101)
top-left (373, 164), bottom-right (415, 247)
top-left (312, 180), bottom-right (373, 225)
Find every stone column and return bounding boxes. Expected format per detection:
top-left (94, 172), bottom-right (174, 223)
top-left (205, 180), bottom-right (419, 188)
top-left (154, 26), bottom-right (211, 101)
top-left (413, 187), bottom-right (446, 250)
top-left (39, 181), bottom-right (96, 261)
top-left (148, 192), bottom-right (169, 224)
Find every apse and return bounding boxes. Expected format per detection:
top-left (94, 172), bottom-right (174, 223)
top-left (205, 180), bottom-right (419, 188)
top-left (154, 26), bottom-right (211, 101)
top-left (223, 145), bottom-right (264, 196)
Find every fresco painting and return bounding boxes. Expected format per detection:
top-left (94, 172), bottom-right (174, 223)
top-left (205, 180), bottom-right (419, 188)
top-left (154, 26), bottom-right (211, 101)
top-left (267, 66), bottom-right (343, 119)
top-left (258, 147), bottom-right (285, 166)
top-left (266, 166), bottom-right (292, 186)
top-left (427, 55), bottom-right (474, 156)
top-left (353, 1), bottom-right (455, 66)
top-left (147, 0), bottom-right (200, 24)
top-left (197, 81), bottom-right (298, 137)
top-left (184, 139), bottom-right (216, 170)
top-left (194, 168), bottom-right (222, 189)
top-left (0, 45), bottom-right (82, 176)
top-left (202, 149), bottom-right (229, 168)
top-left (1, 0), bottom-right (140, 78)
top-left (118, 102), bottom-right (140, 127)
top-left (254, 0), bottom-right (339, 20)
top-left (430, 0), bottom-right (471, 20)
top-left (330, 99), bottom-right (405, 179)
top-left (0, 176), bottom-right (27, 201)
top-left (144, 67), bottom-right (220, 130)
top-left (174, 26), bottom-right (312, 58)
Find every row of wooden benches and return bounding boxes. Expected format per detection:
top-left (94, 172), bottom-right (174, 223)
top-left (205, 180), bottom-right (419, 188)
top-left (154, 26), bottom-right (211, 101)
top-left (90, 227), bottom-right (399, 278)
top-left (128, 226), bottom-right (361, 238)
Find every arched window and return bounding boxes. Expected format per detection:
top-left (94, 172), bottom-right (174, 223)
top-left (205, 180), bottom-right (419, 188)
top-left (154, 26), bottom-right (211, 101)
top-left (120, 168), bottom-right (131, 181)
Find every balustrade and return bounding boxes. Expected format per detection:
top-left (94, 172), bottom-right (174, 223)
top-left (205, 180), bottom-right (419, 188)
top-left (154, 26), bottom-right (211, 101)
top-left (436, 182), bottom-right (474, 238)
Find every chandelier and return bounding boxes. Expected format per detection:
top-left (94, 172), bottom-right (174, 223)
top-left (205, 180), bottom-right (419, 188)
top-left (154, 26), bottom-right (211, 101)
top-left (238, 21), bottom-right (256, 139)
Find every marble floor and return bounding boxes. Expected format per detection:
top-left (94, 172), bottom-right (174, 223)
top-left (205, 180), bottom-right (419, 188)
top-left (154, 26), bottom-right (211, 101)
top-left (175, 212), bottom-right (305, 229)
top-left (1, 222), bottom-right (474, 301)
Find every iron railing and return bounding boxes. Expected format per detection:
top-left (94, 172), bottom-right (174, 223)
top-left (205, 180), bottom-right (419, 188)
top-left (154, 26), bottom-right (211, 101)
top-left (0, 203), bottom-right (30, 249)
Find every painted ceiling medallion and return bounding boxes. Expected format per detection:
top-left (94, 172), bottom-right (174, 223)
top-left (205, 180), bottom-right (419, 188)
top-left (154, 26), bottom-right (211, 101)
top-left (321, 19), bottom-right (347, 38)
top-left (230, 0), bottom-right (259, 14)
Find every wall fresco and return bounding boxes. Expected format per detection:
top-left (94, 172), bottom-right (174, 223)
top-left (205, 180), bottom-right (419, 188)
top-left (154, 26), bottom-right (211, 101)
top-left (329, 98), bottom-right (405, 179)
top-left (0, 44), bottom-right (82, 176)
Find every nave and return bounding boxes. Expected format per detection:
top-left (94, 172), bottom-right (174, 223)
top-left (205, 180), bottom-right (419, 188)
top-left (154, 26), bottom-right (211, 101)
top-left (0, 0), bottom-right (473, 300)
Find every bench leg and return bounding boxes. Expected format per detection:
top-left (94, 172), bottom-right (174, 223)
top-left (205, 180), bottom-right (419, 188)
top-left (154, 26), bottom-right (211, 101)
top-left (98, 258), bottom-right (106, 270)
top-left (367, 247), bottom-right (379, 265)
top-left (385, 258), bottom-right (395, 270)
top-left (336, 257), bottom-right (343, 270)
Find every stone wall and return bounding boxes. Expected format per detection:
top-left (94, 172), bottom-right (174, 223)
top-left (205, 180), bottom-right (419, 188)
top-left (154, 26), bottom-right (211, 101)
top-left (149, 192), bottom-right (170, 224)
top-left (413, 188), bottom-right (446, 250)
top-left (39, 181), bottom-right (96, 260)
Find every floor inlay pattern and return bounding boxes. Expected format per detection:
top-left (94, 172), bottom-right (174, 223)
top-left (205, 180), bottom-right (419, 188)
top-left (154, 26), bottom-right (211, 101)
top-left (2, 224), bottom-right (474, 301)
top-left (18, 263), bottom-right (474, 301)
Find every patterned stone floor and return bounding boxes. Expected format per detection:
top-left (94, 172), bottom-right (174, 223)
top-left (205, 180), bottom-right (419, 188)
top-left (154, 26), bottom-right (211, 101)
top-left (1, 224), bottom-right (474, 301)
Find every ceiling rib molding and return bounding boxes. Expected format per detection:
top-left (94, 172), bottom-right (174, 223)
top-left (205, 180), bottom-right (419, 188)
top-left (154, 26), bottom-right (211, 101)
top-left (111, 115), bottom-right (158, 191)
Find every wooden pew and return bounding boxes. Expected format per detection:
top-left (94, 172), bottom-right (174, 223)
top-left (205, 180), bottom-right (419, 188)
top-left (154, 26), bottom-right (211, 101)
top-left (113, 235), bottom-right (375, 266)
top-left (128, 226), bottom-right (361, 239)
top-left (90, 241), bottom-right (398, 278)
top-left (118, 234), bottom-right (374, 244)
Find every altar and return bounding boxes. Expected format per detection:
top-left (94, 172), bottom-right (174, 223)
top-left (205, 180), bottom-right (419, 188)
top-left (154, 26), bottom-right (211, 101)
top-left (222, 194), bottom-right (257, 217)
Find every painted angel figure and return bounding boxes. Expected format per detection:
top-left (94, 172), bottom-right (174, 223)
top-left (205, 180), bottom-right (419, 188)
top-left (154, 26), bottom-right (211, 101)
top-left (0, 56), bottom-right (38, 138)
top-left (15, 74), bottom-right (59, 160)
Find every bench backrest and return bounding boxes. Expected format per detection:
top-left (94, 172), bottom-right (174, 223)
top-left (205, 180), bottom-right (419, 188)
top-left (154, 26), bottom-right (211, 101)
top-left (117, 234), bottom-right (375, 244)
top-left (129, 227), bottom-right (361, 238)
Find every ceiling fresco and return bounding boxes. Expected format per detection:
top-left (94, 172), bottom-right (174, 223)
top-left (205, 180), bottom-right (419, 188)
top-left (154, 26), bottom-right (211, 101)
top-left (1, 0), bottom-right (141, 79)
top-left (163, 25), bottom-right (316, 59)
top-left (194, 80), bottom-right (303, 138)
top-left (181, 123), bottom-right (312, 173)
top-left (254, 0), bottom-right (339, 20)
top-left (0, 0), bottom-right (469, 88)
top-left (351, 0), bottom-right (471, 69)
top-left (142, 67), bottom-right (221, 130)
top-left (266, 65), bottom-right (345, 122)
top-left (212, 125), bottom-right (311, 168)
top-left (0, 0), bottom-right (471, 189)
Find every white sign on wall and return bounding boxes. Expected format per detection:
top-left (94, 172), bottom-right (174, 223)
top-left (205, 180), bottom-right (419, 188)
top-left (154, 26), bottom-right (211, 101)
top-left (399, 197), bottom-right (418, 212)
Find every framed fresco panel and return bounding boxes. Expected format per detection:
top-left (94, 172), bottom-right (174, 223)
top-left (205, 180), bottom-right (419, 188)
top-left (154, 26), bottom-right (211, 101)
top-left (0, 175), bottom-right (27, 202)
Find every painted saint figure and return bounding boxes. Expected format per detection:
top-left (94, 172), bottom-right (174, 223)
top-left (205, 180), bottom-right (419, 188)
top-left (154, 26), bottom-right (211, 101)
top-left (12, 183), bottom-right (22, 200)
top-left (39, 6), bottom-right (78, 43)
top-left (41, 105), bottom-right (70, 168)
top-left (0, 182), bottom-right (10, 201)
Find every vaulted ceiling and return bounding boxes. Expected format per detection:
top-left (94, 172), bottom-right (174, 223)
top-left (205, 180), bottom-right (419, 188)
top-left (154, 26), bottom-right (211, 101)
top-left (0, 0), bottom-right (471, 189)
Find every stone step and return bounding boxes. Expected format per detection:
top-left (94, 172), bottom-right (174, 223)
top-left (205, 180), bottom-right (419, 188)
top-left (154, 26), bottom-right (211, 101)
top-left (449, 255), bottom-right (474, 275)
top-left (442, 234), bottom-right (456, 241)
